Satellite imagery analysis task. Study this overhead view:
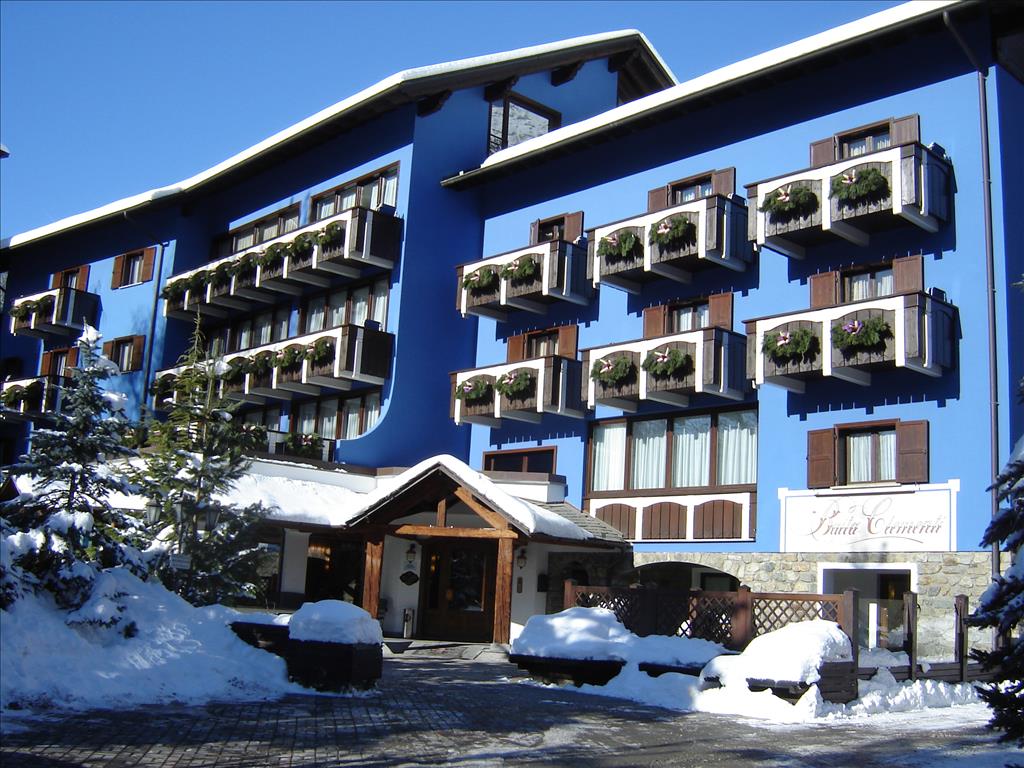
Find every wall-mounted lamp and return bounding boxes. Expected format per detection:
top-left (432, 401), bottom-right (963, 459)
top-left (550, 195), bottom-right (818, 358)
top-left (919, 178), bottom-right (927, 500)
top-left (406, 543), bottom-right (417, 565)
top-left (516, 548), bottom-right (528, 570)
top-left (144, 500), bottom-right (161, 526)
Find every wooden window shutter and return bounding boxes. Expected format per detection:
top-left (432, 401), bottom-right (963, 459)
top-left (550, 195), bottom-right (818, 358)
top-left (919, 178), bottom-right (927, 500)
top-left (642, 305), bottom-right (668, 339)
top-left (140, 247), bottom-right (157, 283)
top-left (40, 351), bottom-right (53, 377)
top-left (562, 212), bottom-right (584, 244)
top-left (896, 420), bottom-right (929, 483)
top-left (708, 293), bottom-right (733, 330)
top-left (67, 348), bottom-right (79, 368)
top-left (102, 341), bottom-right (114, 360)
top-left (50, 273), bottom-right (61, 289)
top-left (556, 325), bottom-right (578, 358)
top-left (130, 336), bottom-right (146, 372)
top-left (807, 428), bottom-right (837, 488)
top-left (891, 114), bottom-right (920, 147)
top-left (111, 255), bottom-right (125, 289)
top-left (809, 271), bottom-right (839, 309)
top-left (711, 168), bottom-right (735, 197)
top-left (647, 186), bottom-right (668, 213)
top-left (810, 138), bottom-right (836, 168)
top-left (75, 266), bottom-right (90, 292)
top-left (529, 219), bottom-right (540, 246)
top-left (506, 334), bottom-right (526, 363)
top-left (893, 255), bottom-right (924, 294)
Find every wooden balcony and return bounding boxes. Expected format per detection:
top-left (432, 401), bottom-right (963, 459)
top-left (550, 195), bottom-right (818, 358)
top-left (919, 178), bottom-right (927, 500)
top-left (0, 375), bottom-right (68, 420)
top-left (746, 143), bottom-right (952, 259)
top-left (451, 355), bottom-right (584, 427)
top-left (586, 196), bottom-right (750, 294)
top-left (456, 240), bottom-right (590, 320)
top-left (163, 207), bottom-right (402, 320)
top-left (9, 288), bottom-right (100, 339)
top-left (745, 291), bottom-right (955, 392)
top-left (581, 328), bottom-right (748, 412)
top-left (587, 491), bottom-right (756, 542)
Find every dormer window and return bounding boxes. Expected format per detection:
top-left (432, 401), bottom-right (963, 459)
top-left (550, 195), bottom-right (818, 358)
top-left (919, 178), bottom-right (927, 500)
top-left (671, 177), bottom-right (713, 205)
top-left (536, 217), bottom-right (566, 243)
top-left (843, 266), bottom-right (894, 302)
top-left (668, 301), bottom-right (710, 333)
top-left (487, 93), bottom-right (560, 155)
top-left (839, 126), bottom-right (891, 159)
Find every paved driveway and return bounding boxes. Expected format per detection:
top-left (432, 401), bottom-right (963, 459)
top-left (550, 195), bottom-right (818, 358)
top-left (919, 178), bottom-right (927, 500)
top-left (0, 656), bottom-right (1012, 767)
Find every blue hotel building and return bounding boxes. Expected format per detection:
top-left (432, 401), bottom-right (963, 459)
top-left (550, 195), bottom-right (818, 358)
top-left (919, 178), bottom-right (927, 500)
top-left (1, 1), bottom-right (1021, 651)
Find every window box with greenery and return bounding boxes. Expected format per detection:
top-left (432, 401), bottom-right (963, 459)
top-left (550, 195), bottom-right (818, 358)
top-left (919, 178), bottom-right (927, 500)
top-left (275, 346), bottom-right (306, 384)
top-left (248, 352), bottom-right (276, 389)
top-left (454, 376), bottom-right (495, 418)
top-left (761, 323), bottom-right (821, 378)
top-left (239, 423), bottom-right (269, 454)
top-left (648, 213), bottom-right (698, 264)
top-left (642, 344), bottom-right (695, 395)
top-left (231, 252), bottom-right (259, 290)
top-left (183, 271), bottom-right (210, 308)
top-left (10, 299), bottom-right (35, 329)
top-left (316, 221), bottom-right (347, 263)
top-left (306, 337), bottom-right (337, 378)
top-left (257, 244), bottom-right (288, 280)
top-left (221, 360), bottom-right (248, 395)
top-left (499, 254), bottom-right (543, 298)
top-left (595, 226), bottom-right (643, 275)
top-left (495, 369), bottom-right (537, 411)
top-left (149, 375), bottom-right (179, 409)
top-left (758, 182), bottom-right (820, 234)
top-left (280, 432), bottom-right (324, 461)
top-left (461, 266), bottom-right (500, 310)
top-left (830, 312), bottom-right (894, 367)
top-left (161, 279), bottom-right (188, 311)
top-left (209, 262), bottom-right (235, 299)
top-left (287, 232), bottom-right (317, 271)
top-left (2, 379), bottom-right (44, 412)
top-left (590, 353), bottom-right (639, 402)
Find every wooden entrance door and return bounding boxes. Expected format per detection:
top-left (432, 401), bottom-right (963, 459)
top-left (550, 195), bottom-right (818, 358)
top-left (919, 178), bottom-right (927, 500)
top-left (418, 540), bottom-right (496, 642)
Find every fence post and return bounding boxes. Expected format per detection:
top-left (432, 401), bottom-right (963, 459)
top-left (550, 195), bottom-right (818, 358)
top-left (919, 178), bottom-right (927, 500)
top-left (841, 589), bottom-right (860, 670)
top-left (731, 585), bottom-right (753, 651)
top-left (955, 594), bottom-right (969, 683)
top-left (903, 591), bottom-right (918, 681)
top-left (563, 579), bottom-right (577, 611)
top-left (638, 584), bottom-right (658, 637)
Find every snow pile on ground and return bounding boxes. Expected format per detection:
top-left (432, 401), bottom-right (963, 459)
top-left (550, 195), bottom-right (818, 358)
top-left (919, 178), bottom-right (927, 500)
top-left (288, 600), bottom-right (383, 644)
top-left (1, 568), bottom-right (300, 711)
top-left (520, 609), bottom-right (982, 724)
top-left (512, 607), bottom-right (725, 666)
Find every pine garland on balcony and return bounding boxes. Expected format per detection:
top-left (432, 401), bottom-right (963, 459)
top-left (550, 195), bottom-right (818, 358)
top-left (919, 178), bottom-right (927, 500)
top-left (149, 376), bottom-right (177, 402)
top-left (454, 378), bottom-right (493, 403)
top-left (648, 215), bottom-right (697, 251)
top-left (2, 385), bottom-right (25, 407)
top-left (306, 338), bottom-right (335, 365)
top-left (161, 281), bottom-right (187, 301)
top-left (831, 316), bottom-right (891, 353)
top-left (281, 432), bottom-right (323, 460)
top-left (229, 252), bottom-right (257, 277)
top-left (641, 347), bottom-right (693, 378)
top-left (597, 229), bottom-right (642, 262)
top-left (288, 232), bottom-right (316, 259)
top-left (35, 295), bottom-right (56, 317)
top-left (9, 301), bottom-right (34, 321)
top-left (830, 168), bottom-right (889, 204)
top-left (462, 267), bottom-right (498, 292)
top-left (591, 355), bottom-right (636, 385)
top-left (762, 328), bottom-right (818, 364)
top-left (494, 370), bottom-right (535, 399)
top-left (210, 262), bottom-right (234, 287)
top-left (758, 185), bottom-right (819, 219)
top-left (221, 361), bottom-right (247, 383)
top-left (256, 244), bottom-right (287, 269)
top-left (249, 353), bottom-right (275, 375)
top-left (499, 256), bottom-right (539, 282)
top-left (317, 222), bottom-right (345, 247)
top-left (276, 347), bottom-right (305, 368)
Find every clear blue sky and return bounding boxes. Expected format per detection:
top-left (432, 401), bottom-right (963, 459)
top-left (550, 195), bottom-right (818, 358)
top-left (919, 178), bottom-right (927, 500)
top-left (0, 0), bottom-right (898, 240)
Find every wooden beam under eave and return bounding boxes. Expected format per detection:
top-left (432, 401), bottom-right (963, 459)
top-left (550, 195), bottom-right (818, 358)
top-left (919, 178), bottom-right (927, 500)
top-left (453, 486), bottom-right (510, 530)
top-left (361, 533), bottom-right (385, 619)
top-left (390, 524), bottom-right (519, 540)
top-left (492, 537), bottom-right (514, 645)
top-left (436, 496), bottom-right (447, 528)
top-left (551, 61), bottom-right (583, 87)
top-left (417, 90), bottom-right (451, 117)
top-left (483, 76), bottom-right (518, 102)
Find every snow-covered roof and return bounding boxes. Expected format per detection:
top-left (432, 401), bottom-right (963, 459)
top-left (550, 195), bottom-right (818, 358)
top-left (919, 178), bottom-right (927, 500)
top-left (1, 30), bottom-right (672, 250)
top-left (444, 0), bottom-right (965, 188)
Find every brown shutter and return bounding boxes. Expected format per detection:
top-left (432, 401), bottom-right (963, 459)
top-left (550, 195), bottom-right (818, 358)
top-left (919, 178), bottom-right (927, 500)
top-left (891, 114), bottom-right (920, 147)
top-left (562, 212), bottom-right (584, 244)
top-left (810, 137), bottom-right (836, 168)
top-left (506, 334), bottom-right (526, 363)
top-left (896, 420), bottom-right (929, 483)
top-left (130, 336), bottom-right (146, 372)
top-left (711, 168), bottom-right (735, 197)
top-left (556, 325), bottom-right (578, 358)
top-left (75, 266), bottom-right (90, 291)
top-left (809, 271), bottom-right (839, 309)
top-left (140, 247), bottom-right (157, 283)
top-left (529, 219), bottom-right (540, 246)
top-left (111, 255), bottom-right (125, 289)
top-left (647, 186), bottom-right (668, 213)
top-left (50, 273), bottom-right (61, 289)
top-left (103, 341), bottom-right (114, 360)
top-left (67, 348), bottom-right (79, 368)
top-left (455, 266), bottom-right (464, 311)
top-left (643, 305), bottom-right (667, 338)
top-left (594, 504), bottom-right (636, 538)
top-left (893, 254), bottom-right (924, 294)
top-left (708, 293), bottom-right (734, 330)
top-left (807, 428), bottom-right (837, 488)
top-left (642, 502), bottom-right (686, 539)
top-left (40, 351), bottom-right (53, 377)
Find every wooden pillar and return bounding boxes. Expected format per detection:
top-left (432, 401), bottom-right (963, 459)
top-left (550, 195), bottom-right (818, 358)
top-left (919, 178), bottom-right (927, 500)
top-left (841, 589), bottom-right (860, 670)
top-left (954, 594), bottom-right (969, 682)
top-left (903, 591), bottom-right (918, 680)
top-left (361, 533), bottom-right (384, 620)
top-left (731, 585), bottom-right (754, 651)
top-left (436, 496), bottom-right (447, 528)
top-left (563, 578), bottom-right (578, 610)
top-left (492, 538), bottom-right (514, 645)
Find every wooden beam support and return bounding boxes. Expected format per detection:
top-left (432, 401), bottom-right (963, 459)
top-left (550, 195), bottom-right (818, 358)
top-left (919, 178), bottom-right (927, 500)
top-left (493, 537), bottom-right (514, 645)
top-left (417, 90), bottom-right (451, 117)
top-left (483, 76), bottom-right (518, 102)
top-left (436, 496), bottom-right (448, 528)
top-left (551, 61), bottom-right (583, 87)
top-left (453, 486), bottom-right (510, 530)
top-left (607, 49), bottom-right (638, 74)
top-left (361, 533), bottom-right (385, 619)
top-left (389, 524), bottom-right (518, 540)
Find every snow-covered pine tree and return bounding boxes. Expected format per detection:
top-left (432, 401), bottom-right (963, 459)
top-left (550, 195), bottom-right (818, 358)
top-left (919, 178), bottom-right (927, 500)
top-left (0, 325), bottom-right (146, 609)
top-left (136, 316), bottom-right (268, 606)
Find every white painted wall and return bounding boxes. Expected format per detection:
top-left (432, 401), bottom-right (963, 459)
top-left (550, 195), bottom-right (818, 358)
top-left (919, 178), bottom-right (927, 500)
top-left (280, 529), bottom-right (311, 593)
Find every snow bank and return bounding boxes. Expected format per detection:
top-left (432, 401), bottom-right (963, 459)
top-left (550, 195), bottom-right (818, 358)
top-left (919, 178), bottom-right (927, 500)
top-left (1, 568), bottom-right (299, 711)
top-left (288, 600), bottom-right (383, 644)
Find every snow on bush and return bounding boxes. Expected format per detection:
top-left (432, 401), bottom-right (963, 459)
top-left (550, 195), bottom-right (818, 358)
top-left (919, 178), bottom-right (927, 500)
top-left (1, 568), bottom-right (298, 711)
top-left (288, 600), bottom-right (383, 644)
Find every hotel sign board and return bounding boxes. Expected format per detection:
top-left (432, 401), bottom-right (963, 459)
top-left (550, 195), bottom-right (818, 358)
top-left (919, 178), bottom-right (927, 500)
top-left (780, 481), bottom-right (957, 553)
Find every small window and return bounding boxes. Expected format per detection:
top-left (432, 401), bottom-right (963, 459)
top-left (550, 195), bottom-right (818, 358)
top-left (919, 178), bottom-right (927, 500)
top-left (233, 228), bottom-right (256, 253)
top-left (843, 267), bottom-right (894, 302)
top-left (668, 302), bottom-right (709, 333)
top-left (842, 427), bottom-right (896, 484)
top-left (487, 93), bottom-right (560, 155)
top-left (105, 336), bottom-right (143, 373)
top-left (839, 127), bottom-right (891, 159)
top-left (525, 330), bottom-right (559, 358)
top-left (671, 178), bottom-right (713, 205)
top-left (311, 165), bottom-right (400, 222)
top-left (536, 217), bottom-right (565, 243)
top-left (483, 447), bottom-right (557, 474)
top-left (51, 350), bottom-right (70, 378)
top-left (122, 251), bottom-right (145, 286)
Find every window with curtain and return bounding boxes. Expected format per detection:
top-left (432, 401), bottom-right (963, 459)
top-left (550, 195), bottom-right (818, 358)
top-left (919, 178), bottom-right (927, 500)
top-left (591, 423), bottom-right (627, 492)
top-left (631, 419), bottom-right (667, 490)
top-left (364, 392), bottom-right (381, 431)
top-left (351, 286), bottom-right (370, 327)
top-left (297, 402), bottom-right (317, 435)
top-left (273, 308), bottom-right (290, 342)
top-left (846, 268), bottom-right (894, 301)
top-left (717, 410), bottom-right (758, 485)
top-left (671, 178), bottom-right (712, 204)
top-left (671, 415), bottom-right (711, 487)
top-left (328, 290), bottom-right (347, 327)
top-left (341, 398), bottom-right (362, 439)
top-left (371, 281), bottom-right (388, 329)
top-left (306, 297), bottom-right (326, 334)
top-left (253, 312), bottom-right (273, 346)
top-left (846, 428), bottom-right (896, 483)
top-left (318, 399), bottom-right (338, 441)
top-left (669, 302), bottom-right (709, 333)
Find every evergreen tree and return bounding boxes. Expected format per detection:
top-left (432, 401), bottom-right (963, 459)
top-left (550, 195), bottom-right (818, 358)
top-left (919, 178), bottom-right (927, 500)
top-left (136, 317), bottom-right (268, 606)
top-left (0, 325), bottom-right (146, 609)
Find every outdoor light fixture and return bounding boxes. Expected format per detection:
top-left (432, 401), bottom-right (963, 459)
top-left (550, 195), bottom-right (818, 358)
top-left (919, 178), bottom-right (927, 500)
top-left (406, 543), bottom-right (417, 565)
top-left (516, 548), bottom-right (527, 569)
top-left (144, 500), bottom-right (161, 526)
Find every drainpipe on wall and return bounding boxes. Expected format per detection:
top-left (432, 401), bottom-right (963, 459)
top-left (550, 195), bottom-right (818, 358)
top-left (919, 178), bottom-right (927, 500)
top-left (942, 12), bottom-right (1002, 589)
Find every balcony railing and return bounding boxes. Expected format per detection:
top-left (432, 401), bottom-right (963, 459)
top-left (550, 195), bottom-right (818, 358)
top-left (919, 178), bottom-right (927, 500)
top-left (744, 291), bottom-right (955, 392)
top-left (450, 355), bottom-right (584, 427)
top-left (0, 375), bottom-right (67, 420)
top-left (456, 240), bottom-right (590, 319)
top-left (581, 328), bottom-right (748, 412)
top-left (9, 288), bottom-right (99, 339)
top-left (154, 324), bottom-right (393, 406)
top-left (587, 491), bottom-right (755, 542)
top-left (163, 207), bottom-right (402, 320)
top-left (586, 196), bottom-right (750, 294)
top-left (746, 143), bottom-right (952, 259)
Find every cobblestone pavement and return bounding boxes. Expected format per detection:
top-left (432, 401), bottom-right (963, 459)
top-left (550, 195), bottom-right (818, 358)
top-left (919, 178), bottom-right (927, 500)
top-left (0, 656), bottom-right (1010, 767)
